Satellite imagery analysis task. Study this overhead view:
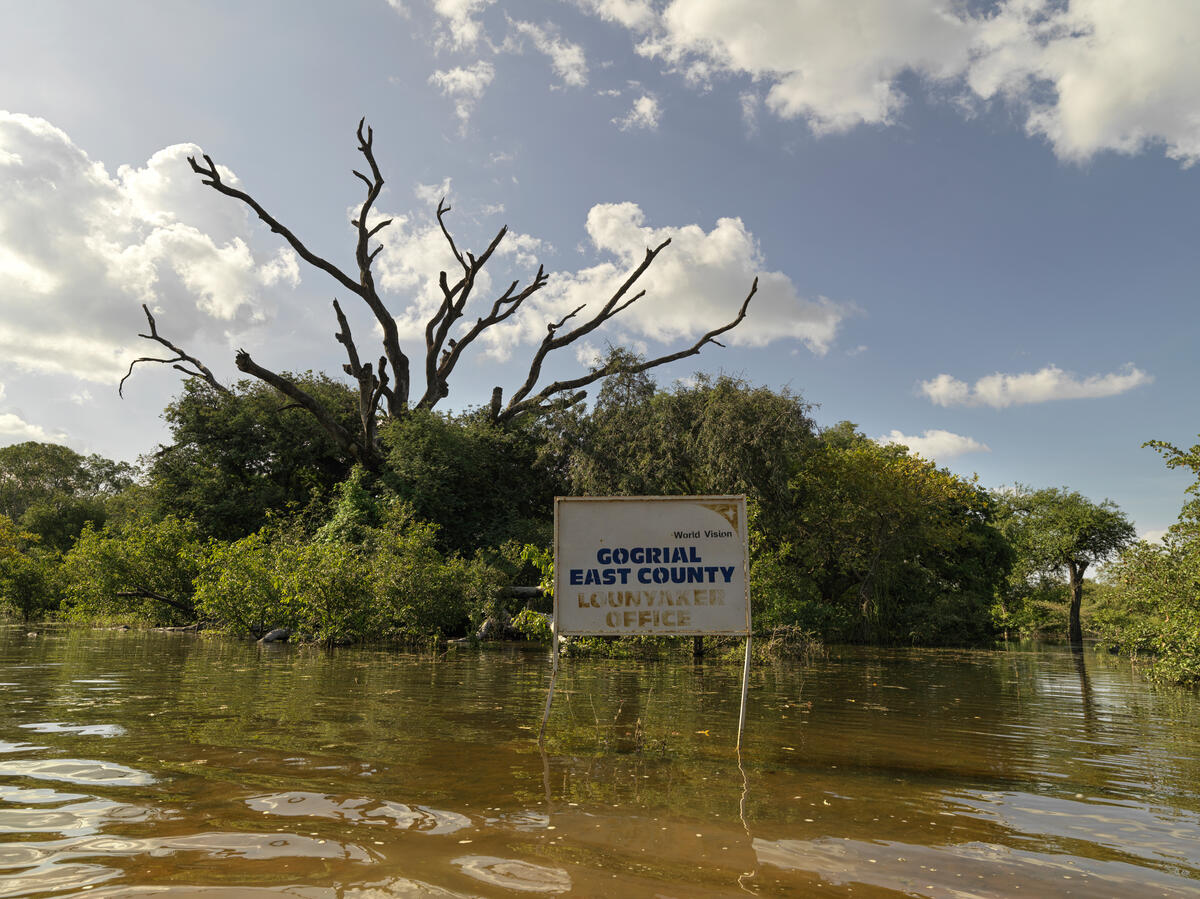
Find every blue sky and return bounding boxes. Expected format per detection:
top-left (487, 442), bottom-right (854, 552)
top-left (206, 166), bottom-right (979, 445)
top-left (1, 0), bottom-right (1198, 538)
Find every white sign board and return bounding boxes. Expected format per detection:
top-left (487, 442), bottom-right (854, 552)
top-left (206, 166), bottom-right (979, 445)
top-left (554, 495), bottom-right (750, 636)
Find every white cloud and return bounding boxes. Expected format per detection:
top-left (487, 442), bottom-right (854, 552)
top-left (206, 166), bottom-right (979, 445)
top-left (880, 428), bottom-right (990, 460)
top-left (429, 61), bottom-right (496, 128)
top-left (1139, 527), bottom-right (1169, 545)
top-left (634, 0), bottom-right (972, 133)
top-left (510, 20), bottom-right (589, 87)
top-left (0, 411), bottom-right (61, 443)
top-left (0, 111), bottom-right (299, 383)
top-left (969, 0), bottom-right (1200, 165)
top-left (482, 202), bottom-right (848, 359)
top-left (415, 177), bottom-right (453, 207)
top-left (577, 0), bottom-right (657, 31)
top-left (574, 340), bottom-right (604, 367)
top-left (582, 0), bottom-right (1200, 164)
top-left (920, 364), bottom-right (1152, 408)
top-left (432, 0), bottom-right (493, 50)
top-left (614, 94), bottom-right (661, 131)
top-left (740, 91), bottom-right (760, 134)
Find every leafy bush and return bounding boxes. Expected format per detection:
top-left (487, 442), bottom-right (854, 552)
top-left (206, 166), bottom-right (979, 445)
top-left (512, 608), bottom-right (552, 641)
top-left (194, 531), bottom-right (287, 638)
top-left (1099, 522), bottom-right (1200, 684)
top-left (0, 515), bottom-right (58, 622)
top-left (59, 513), bottom-right (202, 625)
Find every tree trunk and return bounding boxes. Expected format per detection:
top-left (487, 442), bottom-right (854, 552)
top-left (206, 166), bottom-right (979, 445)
top-left (1067, 560), bottom-right (1087, 648)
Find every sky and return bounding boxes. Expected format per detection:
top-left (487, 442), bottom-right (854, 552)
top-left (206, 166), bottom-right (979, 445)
top-left (1, 0), bottom-right (1198, 539)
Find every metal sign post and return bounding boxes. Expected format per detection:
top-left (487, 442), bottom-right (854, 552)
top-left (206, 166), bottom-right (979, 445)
top-left (538, 495), bottom-right (751, 747)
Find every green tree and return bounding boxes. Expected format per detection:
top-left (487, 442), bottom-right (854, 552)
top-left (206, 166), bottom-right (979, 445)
top-left (381, 410), bottom-right (559, 554)
top-left (1102, 519), bottom-right (1200, 684)
top-left (59, 514), bottom-right (202, 625)
top-left (784, 426), bottom-right (1009, 644)
top-left (193, 530), bottom-right (286, 639)
top-left (0, 442), bottom-right (135, 551)
top-left (1091, 434), bottom-right (1200, 683)
top-left (567, 372), bottom-right (815, 528)
top-left (147, 377), bottom-right (357, 540)
top-left (998, 487), bottom-right (1135, 646)
top-left (0, 514), bottom-right (58, 621)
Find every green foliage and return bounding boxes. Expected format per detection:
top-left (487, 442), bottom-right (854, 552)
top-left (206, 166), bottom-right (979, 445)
top-left (194, 530), bottom-right (285, 638)
top-left (147, 377), bottom-right (356, 540)
top-left (0, 442), bottom-right (135, 551)
top-left (315, 465), bottom-right (383, 545)
top-left (566, 372), bottom-right (814, 533)
top-left (996, 486), bottom-right (1136, 643)
top-left (991, 576), bottom-right (1070, 640)
top-left (1096, 439), bottom-right (1200, 685)
top-left (1101, 529), bottom-right (1200, 684)
top-left (58, 514), bottom-right (202, 625)
top-left (512, 608), bottom-right (553, 641)
top-left (0, 515), bottom-right (58, 621)
top-left (520, 543), bottom-right (555, 597)
top-left (193, 497), bottom-right (510, 644)
top-left (777, 426), bottom-right (1009, 645)
top-left (367, 504), bottom-right (474, 638)
top-left (43, 361), bottom-right (1159, 652)
top-left (382, 410), bottom-right (559, 554)
top-left (281, 538), bottom-right (376, 646)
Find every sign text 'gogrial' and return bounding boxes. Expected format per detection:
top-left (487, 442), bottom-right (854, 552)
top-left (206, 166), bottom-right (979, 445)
top-left (553, 496), bottom-right (750, 636)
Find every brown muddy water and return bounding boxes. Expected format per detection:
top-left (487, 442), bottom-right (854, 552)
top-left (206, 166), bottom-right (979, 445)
top-left (1, 628), bottom-right (1199, 897)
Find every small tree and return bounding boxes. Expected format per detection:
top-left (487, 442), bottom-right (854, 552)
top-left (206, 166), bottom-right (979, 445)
top-left (999, 487), bottom-right (1136, 646)
top-left (123, 120), bottom-right (755, 473)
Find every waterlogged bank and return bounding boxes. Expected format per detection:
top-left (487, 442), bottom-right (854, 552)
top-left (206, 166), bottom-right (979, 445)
top-left (1, 628), bottom-right (1199, 896)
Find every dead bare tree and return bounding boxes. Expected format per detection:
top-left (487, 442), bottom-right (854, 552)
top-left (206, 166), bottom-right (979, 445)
top-left (124, 119), bottom-right (756, 472)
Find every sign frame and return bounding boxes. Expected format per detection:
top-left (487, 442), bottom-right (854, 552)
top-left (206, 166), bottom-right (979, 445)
top-left (539, 495), bottom-right (753, 749)
top-left (553, 494), bottom-right (751, 637)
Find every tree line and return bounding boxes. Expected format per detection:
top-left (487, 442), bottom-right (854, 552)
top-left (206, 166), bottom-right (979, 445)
top-left (3, 120), bottom-right (1193, 682)
top-left (4, 365), bottom-right (1192, 684)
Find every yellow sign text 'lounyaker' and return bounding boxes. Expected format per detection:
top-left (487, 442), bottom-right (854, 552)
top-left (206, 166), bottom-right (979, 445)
top-left (554, 496), bottom-right (750, 636)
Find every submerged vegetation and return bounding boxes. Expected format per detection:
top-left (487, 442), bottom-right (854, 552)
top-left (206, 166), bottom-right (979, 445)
top-left (0, 368), bottom-right (1195, 683)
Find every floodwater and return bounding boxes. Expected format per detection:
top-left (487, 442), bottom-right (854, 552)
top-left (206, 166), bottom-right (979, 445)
top-left (1, 629), bottom-right (1199, 897)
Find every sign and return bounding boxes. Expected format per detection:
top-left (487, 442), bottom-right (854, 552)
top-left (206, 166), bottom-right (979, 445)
top-left (554, 495), bottom-right (750, 636)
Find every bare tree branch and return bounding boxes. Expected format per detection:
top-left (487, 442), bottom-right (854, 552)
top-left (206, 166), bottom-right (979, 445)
top-left (234, 349), bottom-right (381, 471)
top-left (188, 120), bottom-right (411, 412)
top-left (120, 304), bottom-right (229, 398)
top-left (500, 239), bottom-right (671, 417)
top-left (416, 203), bottom-right (545, 409)
top-left (333, 299), bottom-right (382, 453)
top-left (497, 277), bottom-right (758, 423)
top-left (116, 587), bottom-right (196, 617)
top-left (155, 121), bottom-right (759, 472)
top-left (187, 154), bottom-right (363, 298)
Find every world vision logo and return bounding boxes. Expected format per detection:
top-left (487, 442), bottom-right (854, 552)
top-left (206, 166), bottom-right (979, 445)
top-left (699, 502), bottom-right (739, 533)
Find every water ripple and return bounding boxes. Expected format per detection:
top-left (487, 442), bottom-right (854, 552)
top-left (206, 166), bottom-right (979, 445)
top-left (246, 792), bottom-right (470, 834)
top-left (452, 856), bottom-right (571, 893)
top-left (0, 758), bottom-right (154, 786)
top-left (19, 722), bottom-right (127, 737)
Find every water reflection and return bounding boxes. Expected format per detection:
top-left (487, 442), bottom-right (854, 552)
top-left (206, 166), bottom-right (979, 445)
top-left (452, 856), bottom-right (571, 892)
top-left (0, 758), bottom-right (154, 787)
top-left (246, 792), bottom-right (471, 834)
top-left (1, 628), bottom-right (1198, 896)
